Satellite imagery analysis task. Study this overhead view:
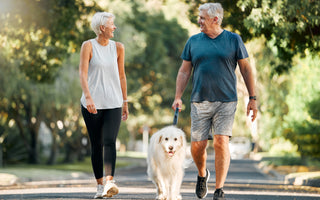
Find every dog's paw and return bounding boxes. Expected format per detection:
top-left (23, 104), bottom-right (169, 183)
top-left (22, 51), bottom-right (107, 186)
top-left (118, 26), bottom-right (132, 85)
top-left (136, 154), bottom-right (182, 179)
top-left (156, 194), bottom-right (167, 200)
top-left (176, 194), bottom-right (182, 200)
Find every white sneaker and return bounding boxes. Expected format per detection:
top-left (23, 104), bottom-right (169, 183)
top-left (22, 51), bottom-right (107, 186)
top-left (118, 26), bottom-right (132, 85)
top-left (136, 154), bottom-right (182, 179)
top-left (93, 184), bottom-right (104, 199)
top-left (102, 180), bottom-right (119, 198)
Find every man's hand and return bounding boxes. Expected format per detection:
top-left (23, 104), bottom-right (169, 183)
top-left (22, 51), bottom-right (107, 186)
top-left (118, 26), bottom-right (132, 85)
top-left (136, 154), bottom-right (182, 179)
top-left (172, 98), bottom-right (183, 112)
top-left (247, 99), bottom-right (258, 122)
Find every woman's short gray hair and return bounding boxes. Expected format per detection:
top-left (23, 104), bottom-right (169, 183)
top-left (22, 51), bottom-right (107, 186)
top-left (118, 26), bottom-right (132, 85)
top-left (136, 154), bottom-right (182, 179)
top-left (91, 12), bottom-right (115, 36)
top-left (199, 3), bottom-right (224, 25)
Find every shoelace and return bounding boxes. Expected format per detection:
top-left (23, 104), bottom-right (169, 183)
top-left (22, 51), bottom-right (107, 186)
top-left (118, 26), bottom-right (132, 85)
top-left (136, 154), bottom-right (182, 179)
top-left (214, 189), bottom-right (224, 197)
top-left (106, 180), bottom-right (116, 184)
top-left (97, 185), bottom-right (104, 191)
top-left (198, 177), bottom-right (206, 189)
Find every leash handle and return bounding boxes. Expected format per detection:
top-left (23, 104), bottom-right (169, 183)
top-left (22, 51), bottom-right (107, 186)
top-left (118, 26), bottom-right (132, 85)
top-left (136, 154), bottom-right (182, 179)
top-left (173, 107), bottom-right (179, 125)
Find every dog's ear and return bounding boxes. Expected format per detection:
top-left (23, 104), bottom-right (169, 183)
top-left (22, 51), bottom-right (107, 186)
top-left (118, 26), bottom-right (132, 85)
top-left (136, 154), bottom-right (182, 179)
top-left (158, 136), bottom-right (162, 143)
top-left (180, 135), bottom-right (185, 146)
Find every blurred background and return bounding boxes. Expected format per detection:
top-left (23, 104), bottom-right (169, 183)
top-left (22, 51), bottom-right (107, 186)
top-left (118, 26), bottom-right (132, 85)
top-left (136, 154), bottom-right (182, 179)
top-left (0, 0), bottom-right (319, 172)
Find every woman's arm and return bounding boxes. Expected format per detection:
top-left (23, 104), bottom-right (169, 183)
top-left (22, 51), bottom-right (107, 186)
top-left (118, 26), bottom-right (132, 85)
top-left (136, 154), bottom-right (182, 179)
top-left (116, 42), bottom-right (129, 120)
top-left (79, 41), bottom-right (97, 114)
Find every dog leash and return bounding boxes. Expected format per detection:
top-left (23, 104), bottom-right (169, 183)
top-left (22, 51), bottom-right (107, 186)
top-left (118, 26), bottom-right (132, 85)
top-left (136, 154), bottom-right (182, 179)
top-left (173, 107), bottom-right (179, 126)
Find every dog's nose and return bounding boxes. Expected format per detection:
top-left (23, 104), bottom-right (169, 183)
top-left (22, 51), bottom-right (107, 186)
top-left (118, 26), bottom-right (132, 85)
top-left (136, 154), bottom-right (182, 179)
top-left (169, 146), bottom-right (173, 150)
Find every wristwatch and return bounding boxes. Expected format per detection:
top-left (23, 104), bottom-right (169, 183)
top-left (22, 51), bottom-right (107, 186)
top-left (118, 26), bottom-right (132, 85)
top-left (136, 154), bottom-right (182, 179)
top-left (249, 96), bottom-right (257, 100)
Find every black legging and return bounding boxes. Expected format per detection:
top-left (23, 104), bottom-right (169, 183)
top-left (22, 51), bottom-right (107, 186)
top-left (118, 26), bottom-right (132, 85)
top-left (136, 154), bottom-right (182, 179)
top-left (81, 105), bottom-right (122, 179)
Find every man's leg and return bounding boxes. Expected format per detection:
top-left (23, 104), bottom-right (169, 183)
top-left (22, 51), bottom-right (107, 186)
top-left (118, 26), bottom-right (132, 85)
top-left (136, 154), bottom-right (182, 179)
top-left (191, 140), bottom-right (208, 177)
top-left (192, 139), bottom-right (210, 199)
top-left (213, 135), bottom-right (230, 189)
top-left (190, 102), bottom-right (213, 198)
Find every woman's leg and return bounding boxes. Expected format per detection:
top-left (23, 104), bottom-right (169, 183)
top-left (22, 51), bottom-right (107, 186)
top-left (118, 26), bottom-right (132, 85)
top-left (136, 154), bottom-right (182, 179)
top-left (81, 106), bottom-right (104, 183)
top-left (101, 108), bottom-right (122, 181)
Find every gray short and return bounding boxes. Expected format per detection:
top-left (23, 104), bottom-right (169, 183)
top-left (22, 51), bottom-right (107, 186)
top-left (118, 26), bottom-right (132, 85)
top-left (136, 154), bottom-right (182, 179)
top-left (190, 101), bottom-right (237, 141)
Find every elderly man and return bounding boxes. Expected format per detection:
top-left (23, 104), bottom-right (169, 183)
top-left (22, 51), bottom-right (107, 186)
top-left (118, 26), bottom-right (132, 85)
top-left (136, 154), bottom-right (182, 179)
top-left (172, 3), bottom-right (258, 200)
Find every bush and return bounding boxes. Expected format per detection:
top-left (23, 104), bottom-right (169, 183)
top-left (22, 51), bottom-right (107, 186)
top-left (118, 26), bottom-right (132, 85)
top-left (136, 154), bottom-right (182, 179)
top-left (285, 96), bottom-right (320, 159)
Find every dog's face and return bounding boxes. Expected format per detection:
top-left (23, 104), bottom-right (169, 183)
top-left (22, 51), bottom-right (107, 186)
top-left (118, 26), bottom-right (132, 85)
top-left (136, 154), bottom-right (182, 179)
top-left (158, 132), bottom-right (184, 157)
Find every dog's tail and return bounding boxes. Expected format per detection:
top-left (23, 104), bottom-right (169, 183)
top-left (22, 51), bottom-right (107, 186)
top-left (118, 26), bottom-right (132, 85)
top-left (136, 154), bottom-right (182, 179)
top-left (183, 158), bottom-right (193, 169)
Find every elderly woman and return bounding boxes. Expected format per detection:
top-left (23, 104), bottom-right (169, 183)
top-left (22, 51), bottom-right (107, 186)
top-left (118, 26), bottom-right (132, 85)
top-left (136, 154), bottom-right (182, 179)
top-left (79, 12), bottom-right (128, 199)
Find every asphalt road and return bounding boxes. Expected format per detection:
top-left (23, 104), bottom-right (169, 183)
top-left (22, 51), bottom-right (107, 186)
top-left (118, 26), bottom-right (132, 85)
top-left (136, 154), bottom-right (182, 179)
top-left (1, 156), bottom-right (320, 200)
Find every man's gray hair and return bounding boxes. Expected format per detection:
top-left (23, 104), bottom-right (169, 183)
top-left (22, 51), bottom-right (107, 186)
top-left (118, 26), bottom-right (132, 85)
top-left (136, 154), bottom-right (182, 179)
top-left (91, 12), bottom-right (115, 36)
top-left (199, 3), bottom-right (224, 25)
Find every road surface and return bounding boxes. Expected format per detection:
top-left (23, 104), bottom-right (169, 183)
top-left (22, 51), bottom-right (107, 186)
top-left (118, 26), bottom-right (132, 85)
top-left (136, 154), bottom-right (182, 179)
top-left (0, 156), bottom-right (319, 199)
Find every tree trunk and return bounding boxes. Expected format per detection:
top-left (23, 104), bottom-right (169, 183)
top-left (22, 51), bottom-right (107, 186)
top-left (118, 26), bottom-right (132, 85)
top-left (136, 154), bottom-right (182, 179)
top-left (301, 155), bottom-right (308, 166)
top-left (29, 129), bottom-right (39, 164)
top-left (47, 131), bottom-right (57, 165)
top-left (0, 143), bottom-right (3, 167)
top-left (64, 142), bottom-right (73, 163)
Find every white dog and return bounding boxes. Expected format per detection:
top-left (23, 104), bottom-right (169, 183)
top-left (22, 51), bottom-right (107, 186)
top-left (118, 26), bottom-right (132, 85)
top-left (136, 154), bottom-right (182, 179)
top-left (147, 125), bottom-right (187, 200)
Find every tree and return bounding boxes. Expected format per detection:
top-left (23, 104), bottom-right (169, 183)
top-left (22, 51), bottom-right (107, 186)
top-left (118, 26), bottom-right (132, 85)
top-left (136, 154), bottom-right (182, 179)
top-left (0, 0), bottom-right (97, 82)
top-left (0, 0), bottom-right (98, 163)
top-left (283, 55), bottom-right (320, 160)
top-left (184, 0), bottom-right (320, 74)
top-left (42, 57), bottom-right (86, 164)
top-left (285, 96), bottom-right (320, 160)
top-left (0, 50), bottom-right (43, 163)
top-left (0, 53), bottom-right (29, 164)
top-left (121, 1), bottom-right (190, 140)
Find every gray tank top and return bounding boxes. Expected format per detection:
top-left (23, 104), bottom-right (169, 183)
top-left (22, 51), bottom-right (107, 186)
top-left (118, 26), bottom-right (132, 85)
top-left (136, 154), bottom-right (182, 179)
top-left (80, 39), bottom-right (123, 109)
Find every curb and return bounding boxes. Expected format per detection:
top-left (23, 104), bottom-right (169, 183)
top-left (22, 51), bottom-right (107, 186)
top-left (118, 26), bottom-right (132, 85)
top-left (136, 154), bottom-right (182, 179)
top-left (256, 160), bottom-right (320, 188)
top-left (256, 162), bottom-right (285, 181)
top-left (285, 172), bottom-right (320, 187)
top-left (0, 173), bottom-right (18, 186)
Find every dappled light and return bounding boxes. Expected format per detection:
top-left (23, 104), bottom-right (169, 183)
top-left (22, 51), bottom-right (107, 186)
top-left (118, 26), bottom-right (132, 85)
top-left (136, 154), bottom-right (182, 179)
top-left (0, 0), bottom-right (319, 180)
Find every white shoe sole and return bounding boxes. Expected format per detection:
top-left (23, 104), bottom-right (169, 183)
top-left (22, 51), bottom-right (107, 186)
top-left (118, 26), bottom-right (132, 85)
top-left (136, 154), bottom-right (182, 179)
top-left (103, 186), bottom-right (119, 198)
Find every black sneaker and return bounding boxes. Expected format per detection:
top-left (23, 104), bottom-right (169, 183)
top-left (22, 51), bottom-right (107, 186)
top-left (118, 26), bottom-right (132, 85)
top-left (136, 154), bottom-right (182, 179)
top-left (213, 188), bottom-right (226, 200)
top-left (196, 169), bottom-right (210, 199)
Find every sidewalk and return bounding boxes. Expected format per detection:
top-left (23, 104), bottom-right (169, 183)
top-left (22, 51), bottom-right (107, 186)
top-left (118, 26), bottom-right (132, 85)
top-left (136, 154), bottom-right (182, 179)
top-left (0, 156), bottom-right (147, 188)
top-left (254, 156), bottom-right (320, 188)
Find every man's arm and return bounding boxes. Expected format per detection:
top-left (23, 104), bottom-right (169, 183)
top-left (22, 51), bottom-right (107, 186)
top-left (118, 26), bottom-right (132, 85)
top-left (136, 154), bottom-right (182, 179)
top-left (238, 58), bottom-right (258, 121)
top-left (172, 60), bottom-right (193, 111)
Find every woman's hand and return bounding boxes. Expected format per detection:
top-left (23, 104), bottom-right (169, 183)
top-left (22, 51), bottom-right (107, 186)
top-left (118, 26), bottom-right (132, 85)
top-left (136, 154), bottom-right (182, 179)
top-left (122, 102), bottom-right (129, 120)
top-left (86, 97), bottom-right (97, 114)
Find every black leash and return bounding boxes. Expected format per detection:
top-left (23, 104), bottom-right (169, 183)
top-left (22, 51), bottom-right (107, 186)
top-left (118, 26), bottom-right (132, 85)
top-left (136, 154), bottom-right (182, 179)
top-left (173, 107), bottom-right (179, 126)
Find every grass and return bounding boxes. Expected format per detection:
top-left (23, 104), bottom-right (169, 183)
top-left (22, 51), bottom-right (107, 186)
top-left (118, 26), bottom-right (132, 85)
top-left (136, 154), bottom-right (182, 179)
top-left (0, 151), bottom-right (146, 173)
top-left (257, 152), bottom-right (320, 174)
top-left (260, 155), bottom-right (303, 166)
top-left (0, 152), bottom-right (147, 182)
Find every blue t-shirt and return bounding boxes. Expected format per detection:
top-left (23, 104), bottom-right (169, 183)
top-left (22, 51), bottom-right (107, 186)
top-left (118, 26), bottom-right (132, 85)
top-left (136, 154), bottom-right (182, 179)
top-left (181, 30), bottom-right (248, 102)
